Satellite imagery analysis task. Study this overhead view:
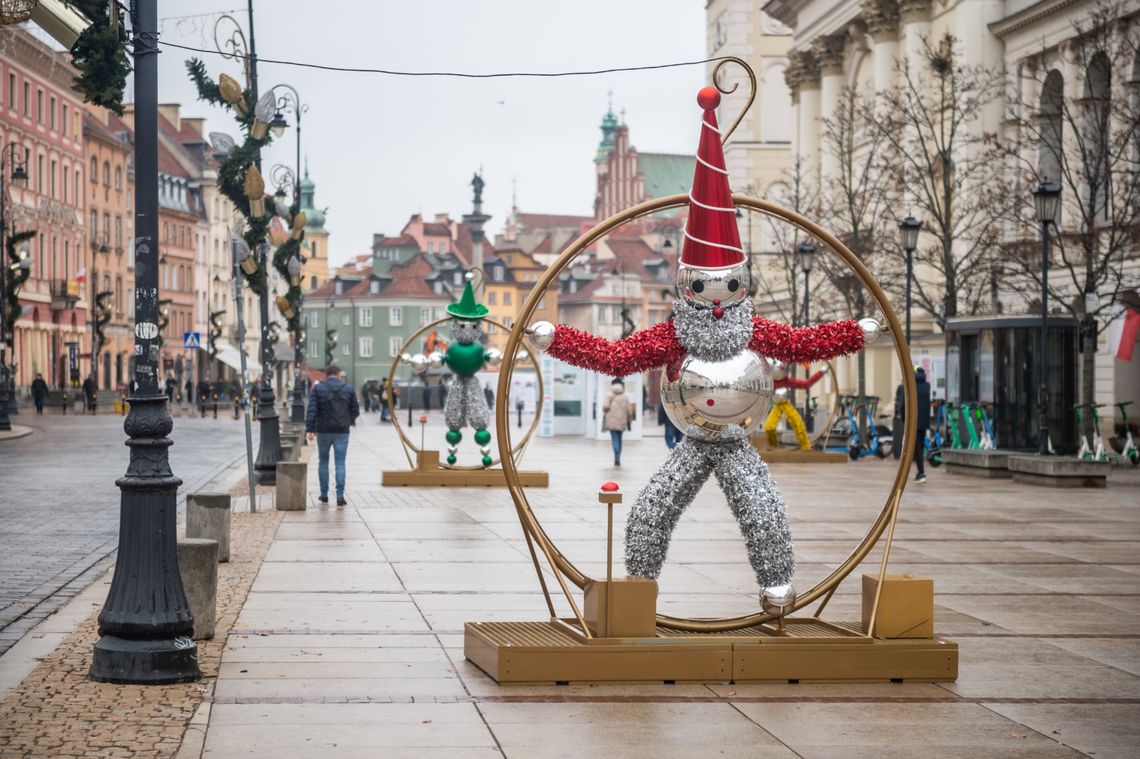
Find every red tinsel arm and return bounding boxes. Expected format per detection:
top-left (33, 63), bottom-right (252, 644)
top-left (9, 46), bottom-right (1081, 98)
top-left (750, 318), bottom-right (863, 362)
top-left (548, 321), bottom-right (683, 377)
top-left (775, 370), bottom-right (825, 390)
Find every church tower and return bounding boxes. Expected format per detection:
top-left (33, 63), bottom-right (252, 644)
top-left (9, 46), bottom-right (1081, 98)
top-left (298, 163), bottom-right (330, 291)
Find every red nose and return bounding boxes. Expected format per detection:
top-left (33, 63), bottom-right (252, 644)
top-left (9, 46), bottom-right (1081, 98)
top-left (712, 299), bottom-right (721, 306)
top-left (712, 306), bottom-right (725, 319)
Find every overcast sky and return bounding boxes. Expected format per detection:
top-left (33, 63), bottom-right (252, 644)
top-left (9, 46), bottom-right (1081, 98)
top-left (145, 1), bottom-right (708, 267)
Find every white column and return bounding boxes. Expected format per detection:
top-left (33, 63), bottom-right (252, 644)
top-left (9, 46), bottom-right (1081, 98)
top-left (814, 34), bottom-right (846, 182)
top-left (798, 84), bottom-right (821, 177)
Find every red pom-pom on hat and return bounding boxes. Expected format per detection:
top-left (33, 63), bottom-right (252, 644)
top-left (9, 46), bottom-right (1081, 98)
top-left (681, 87), bottom-right (744, 270)
top-left (697, 86), bottom-right (721, 110)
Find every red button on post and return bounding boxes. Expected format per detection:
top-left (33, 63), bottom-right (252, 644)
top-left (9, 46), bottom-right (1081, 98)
top-left (600, 481), bottom-right (620, 492)
top-left (706, 399), bottom-right (715, 407)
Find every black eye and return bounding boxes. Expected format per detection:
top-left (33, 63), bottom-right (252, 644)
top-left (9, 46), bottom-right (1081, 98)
top-left (691, 280), bottom-right (705, 293)
top-left (727, 279), bottom-right (739, 292)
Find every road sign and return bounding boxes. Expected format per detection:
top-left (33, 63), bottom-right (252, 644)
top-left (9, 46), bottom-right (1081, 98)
top-left (183, 331), bottom-right (202, 349)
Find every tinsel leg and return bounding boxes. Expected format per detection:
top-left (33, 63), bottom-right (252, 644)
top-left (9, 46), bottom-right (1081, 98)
top-left (624, 438), bottom-right (716, 579)
top-left (764, 401), bottom-right (783, 448)
top-left (784, 405), bottom-right (811, 450)
top-left (711, 438), bottom-right (795, 588)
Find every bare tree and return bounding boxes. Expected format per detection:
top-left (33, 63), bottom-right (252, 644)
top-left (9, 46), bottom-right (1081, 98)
top-left (817, 85), bottom-right (895, 421)
top-left (996, 1), bottom-right (1140, 408)
top-left (868, 34), bottom-right (1011, 328)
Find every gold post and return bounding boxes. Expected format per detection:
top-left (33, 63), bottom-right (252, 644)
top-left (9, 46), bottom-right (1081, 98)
top-left (599, 485), bottom-right (621, 637)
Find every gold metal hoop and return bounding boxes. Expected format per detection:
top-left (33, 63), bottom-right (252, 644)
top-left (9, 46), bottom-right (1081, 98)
top-left (496, 194), bottom-right (916, 633)
top-left (386, 317), bottom-right (543, 471)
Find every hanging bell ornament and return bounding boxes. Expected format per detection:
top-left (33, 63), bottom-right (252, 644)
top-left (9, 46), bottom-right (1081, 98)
top-left (244, 165), bottom-right (266, 218)
top-left (291, 211), bottom-right (307, 240)
top-left (275, 295), bottom-right (295, 320)
top-left (218, 74), bottom-right (249, 116)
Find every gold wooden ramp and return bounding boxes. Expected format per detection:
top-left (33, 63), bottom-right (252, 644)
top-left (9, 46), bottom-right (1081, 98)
top-left (382, 450), bottom-right (549, 487)
top-left (465, 619), bottom-right (958, 684)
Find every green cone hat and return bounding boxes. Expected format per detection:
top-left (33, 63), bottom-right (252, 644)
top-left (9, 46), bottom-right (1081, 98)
top-left (447, 279), bottom-right (489, 320)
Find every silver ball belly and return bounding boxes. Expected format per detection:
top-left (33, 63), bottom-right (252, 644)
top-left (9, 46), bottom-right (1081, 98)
top-left (661, 350), bottom-right (774, 439)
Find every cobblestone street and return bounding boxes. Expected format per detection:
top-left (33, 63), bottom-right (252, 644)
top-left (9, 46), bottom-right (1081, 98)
top-left (0, 411), bottom-right (255, 654)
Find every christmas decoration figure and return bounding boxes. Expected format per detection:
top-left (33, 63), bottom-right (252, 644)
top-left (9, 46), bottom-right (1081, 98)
top-left (530, 86), bottom-right (878, 615)
top-left (764, 363), bottom-right (826, 451)
top-left (420, 273), bottom-right (502, 466)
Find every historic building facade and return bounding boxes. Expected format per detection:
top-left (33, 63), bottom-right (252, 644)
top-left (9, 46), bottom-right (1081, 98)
top-left (1, 26), bottom-right (88, 393)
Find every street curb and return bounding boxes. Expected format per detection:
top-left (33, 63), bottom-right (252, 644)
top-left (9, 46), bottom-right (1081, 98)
top-left (0, 425), bottom-right (33, 441)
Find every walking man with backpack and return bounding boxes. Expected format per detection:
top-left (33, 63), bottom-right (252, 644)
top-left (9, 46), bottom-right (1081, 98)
top-left (306, 364), bottom-right (360, 505)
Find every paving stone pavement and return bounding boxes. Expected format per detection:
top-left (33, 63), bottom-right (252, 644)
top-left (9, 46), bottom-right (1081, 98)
top-left (188, 411), bottom-right (1140, 758)
top-left (0, 411), bottom-right (256, 655)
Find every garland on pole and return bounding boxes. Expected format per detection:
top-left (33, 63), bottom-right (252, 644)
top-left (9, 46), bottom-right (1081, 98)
top-left (68, 1), bottom-right (130, 114)
top-left (3, 230), bottom-right (35, 345)
top-left (186, 58), bottom-right (305, 332)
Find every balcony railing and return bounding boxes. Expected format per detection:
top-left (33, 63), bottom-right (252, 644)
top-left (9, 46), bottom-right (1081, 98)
top-left (50, 280), bottom-right (81, 310)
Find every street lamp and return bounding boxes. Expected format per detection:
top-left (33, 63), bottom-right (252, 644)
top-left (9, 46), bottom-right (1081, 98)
top-left (796, 239), bottom-right (816, 426)
top-left (897, 216), bottom-right (922, 346)
top-left (90, 0), bottom-right (200, 684)
top-left (0, 141), bottom-right (30, 432)
top-left (268, 82), bottom-right (309, 424)
top-left (1032, 179), bottom-right (1061, 456)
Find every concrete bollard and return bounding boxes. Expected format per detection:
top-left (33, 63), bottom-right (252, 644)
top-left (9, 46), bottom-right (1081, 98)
top-left (186, 492), bottom-right (232, 562)
top-left (276, 461), bottom-right (308, 511)
top-left (177, 538), bottom-right (219, 640)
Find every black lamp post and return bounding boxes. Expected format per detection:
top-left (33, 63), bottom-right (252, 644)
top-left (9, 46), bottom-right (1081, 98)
top-left (90, 0), bottom-right (200, 684)
top-left (0, 142), bottom-right (29, 431)
top-left (1032, 180), bottom-right (1061, 456)
top-left (897, 216), bottom-right (922, 346)
top-left (796, 239), bottom-right (816, 426)
top-left (267, 83), bottom-right (308, 424)
top-left (254, 241), bottom-right (282, 484)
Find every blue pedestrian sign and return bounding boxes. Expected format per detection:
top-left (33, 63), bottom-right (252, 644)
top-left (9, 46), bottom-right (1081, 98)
top-left (183, 331), bottom-right (202, 349)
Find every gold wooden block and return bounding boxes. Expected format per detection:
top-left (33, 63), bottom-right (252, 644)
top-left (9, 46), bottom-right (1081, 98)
top-left (583, 577), bottom-right (658, 638)
top-left (416, 450), bottom-right (440, 470)
top-left (598, 492), bottom-right (622, 504)
top-left (862, 573), bottom-right (934, 639)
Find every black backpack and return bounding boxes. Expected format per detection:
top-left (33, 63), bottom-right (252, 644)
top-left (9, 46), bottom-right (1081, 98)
top-left (325, 383), bottom-right (353, 432)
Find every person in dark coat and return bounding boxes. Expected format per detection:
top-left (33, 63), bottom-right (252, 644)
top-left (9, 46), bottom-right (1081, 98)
top-left (82, 375), bottom-right (97, 414)
top-left (658, 402), bottom-right (682, 449)
top-left (306, 364), bottom-right (361, 506)
top-left (31, 373), bottom-right (48, 415)
top-left (900, 367), bottom-right (932, 483)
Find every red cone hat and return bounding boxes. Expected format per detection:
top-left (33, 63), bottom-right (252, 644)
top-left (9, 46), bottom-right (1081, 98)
top-left (680, 86), bottom-right (744, 269)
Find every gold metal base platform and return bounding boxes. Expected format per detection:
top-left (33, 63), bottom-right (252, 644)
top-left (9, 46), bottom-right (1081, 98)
top-left (749, 440), bottom-right (849, 464)
top-left (382, 450), bottom-right (549, 487)
top-left (464, 619), bottom-right (958, 683)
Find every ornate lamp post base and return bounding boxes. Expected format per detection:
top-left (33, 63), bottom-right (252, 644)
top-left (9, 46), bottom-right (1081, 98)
top-left (90, 634), bottom-right (200, 685)
top-left (254, 380), bottom-right (281, 484)
top-left (89, 393), bottom-right (200, 684)
top-left (290, 384), bottom-right (305, 424)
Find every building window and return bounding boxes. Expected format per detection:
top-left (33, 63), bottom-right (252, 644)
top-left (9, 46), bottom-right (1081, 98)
top-left (359, 336), bottom-right (373, 358)
top-left (389, 307), bottom-right (402, 326)
top-left (493, 266), bottom-right (504, 281)
top-left (62, 104), bottom-right (67, 136)
top-left (22, 81), bottom-right (29, 116)
top-left (114, 216), bottom-right (122, 248)
top-left (342, 344), bottom-right (350, 356)
top-left (7, 74), bottom-right (14, 109)
top-left (90, 156), bottom-right (97, 182)
top-left (504, 291), bottom-right (512, 306)
top-left (342, 313), bottom-right (351, 326)
top-left (359, 307), bottom-right (372, 327)
top-left (49, 95), bottom-right (56, 130)
top-left (90, 210), bottom-right (98, 239)
top-left (434, 281), bottom-right (443, 294)
top-left (36, 89), bottom-right (43, 122)
top-left (308, 340), bottom-right (319, 357)
top-left (370, 280), bottom-right (380, 294)
top-left (389, 336), bottom-right (402, 357)
top-left (487, 291), bottom-right (497, 305)
top-left (420, 307), bottom-right (432, 326)
top-left (453, 272), bottom-right (462, 285)
top-left (114, 166), bottom-right (122, 190)
top-left (538, 296), bottom-right (546, 309)
top-left (334, 281), bottom-right (343, 295)
top-left (309, 312), bottom-right (319, 328)
top-left (103, 161), bottom-right (110, 187)
top-left (50, 159), bottom-right (56, 198)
